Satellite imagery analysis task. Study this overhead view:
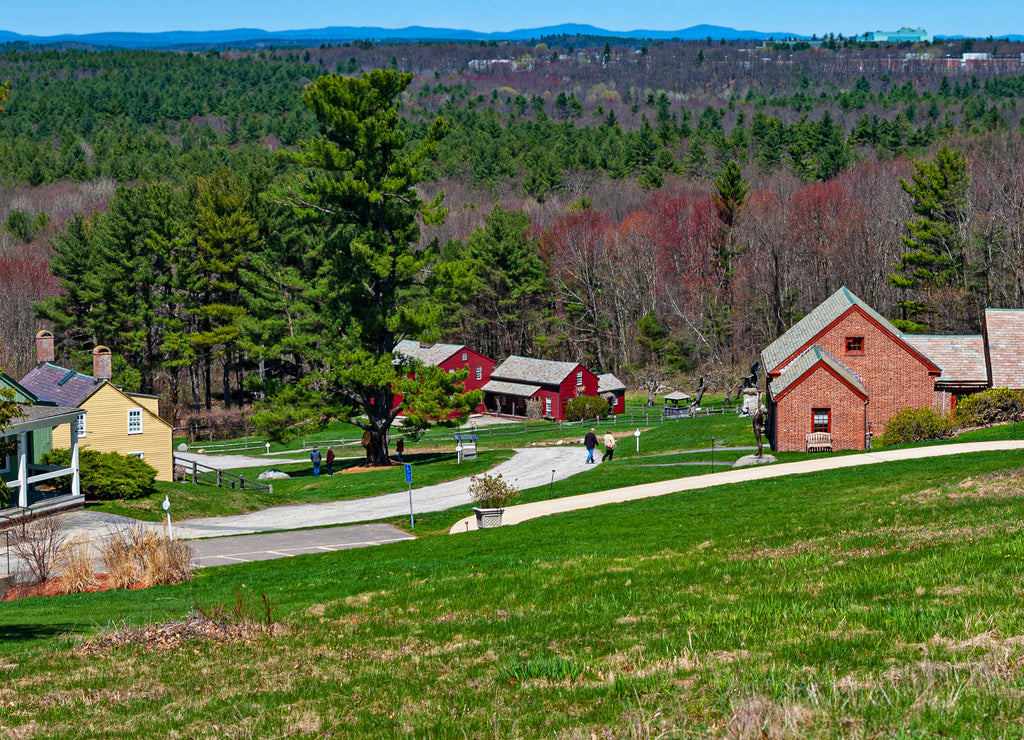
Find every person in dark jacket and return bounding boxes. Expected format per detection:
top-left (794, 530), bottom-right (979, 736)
top-left (396, 437), bottom-right (405, 462)
top-left (310, 446), bottom-right (322, 477)
top-left (325, 446), bottom-right (335, 475)
top-left (584, 428), bottom-right (598, 464)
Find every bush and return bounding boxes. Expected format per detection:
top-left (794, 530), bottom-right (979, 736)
top-left (40, 448), bottom-right (157, 500)
top-left (468, 472), bottom-right (520, 509)
top-left (100, 522), bottom-right (195, 589)
top-left (953, 388), bottom-right (1024, 428)
top-left (878, 407), bottom-right (956, 446)
top-left (565, 395), bottom-right (611, 422)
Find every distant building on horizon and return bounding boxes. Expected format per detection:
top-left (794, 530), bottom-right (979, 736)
top-left (855, 27), bottom-right (931, 43)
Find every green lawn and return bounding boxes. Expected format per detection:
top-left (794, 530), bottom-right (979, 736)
top-left (4, 449), bottom-right (1024, 737)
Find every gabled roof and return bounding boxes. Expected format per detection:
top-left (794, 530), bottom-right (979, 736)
top-left (393, 340), bottom-right (469, 366)
top-left (491, 356), bottom-right (585, 386)
top-left (597, 373), bottom-right (626, 393)
top-left (769, 345), bottom-right (868, 401)
top-left (481, 379), bottom-right (542, 398)
top-left (984, 309), bottom-right (1024, 388)
top-left (0, 373), bottom-right (43, 405)
top-left (761, 286), bottom-right (921, 374)
top-left (19, 363), bottom-right (100, 407)
top-left (903, 335), bottom-right (987, 385)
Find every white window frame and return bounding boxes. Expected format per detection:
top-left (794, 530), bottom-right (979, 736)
top-left (128, 451), bottom-right (145, 460)
top-left (545, 397), bottom-right (552, 416)
top-left (475, 366), bottom-right (482, 381)
top-left (127, 408), bottom-right (143, 435)
top-left (576, 370), bottom-right (583, 385)
top-left (461, 352), bottom-right (468, 361)
top-left (76, 413), bottom-right (87, 438)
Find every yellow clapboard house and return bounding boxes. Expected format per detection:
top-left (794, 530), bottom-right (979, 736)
top-left (19, 337), bottom-right (173, 482)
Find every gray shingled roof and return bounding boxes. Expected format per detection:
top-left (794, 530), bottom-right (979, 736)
top-left (491, 356), bottom-right (581, 386)
top-left (762, 286), bottom-right (908, 373)
top-left (19, 363), bottom-right (100, 407)
top-left (597, 373), bottom-right (626, 393)
top-left (984, 309), bottom-right (1024, 388)
top-left (481, 379), bottom-right (542, 397)
top-left (903, 335), bottom-right (987, 384)
top-left (769, 345), bottom-right (867, 399)
top-left (10, 403), bottom-right (83, 434)
top-left (392, 340), bottom-right (466, 366)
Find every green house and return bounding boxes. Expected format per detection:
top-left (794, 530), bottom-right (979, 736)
top-left (1, 373), bottom-right (84, 516)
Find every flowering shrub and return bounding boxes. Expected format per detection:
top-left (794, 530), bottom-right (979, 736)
top-left (468, 472), bottom-right (520, 509)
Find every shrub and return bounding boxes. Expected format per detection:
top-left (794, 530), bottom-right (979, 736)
top-left (468, 472), bottom-right (520, 509)
top-left (953, 388), bottom-right (1024, 428)
top-left (40, 448), bottom-right (157, 500)
top-left (100, 522), bottom-right (195, 589)
top-left (57, 535), bottom-right (98, 594)
top-left (8, 513), bottom-right (68, 583)
top-left (565, 395), bottom-right (611, 422)
top-left (878, 407), bottom-right (956, 446)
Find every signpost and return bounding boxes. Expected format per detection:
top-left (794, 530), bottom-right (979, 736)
top-left (405, 463), bottom-right (414, 529)
top-left (634, 427), bottom-right (641, 452)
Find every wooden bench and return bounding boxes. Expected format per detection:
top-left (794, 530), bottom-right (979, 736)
top-left (805, 432), bottom-right (833, 453)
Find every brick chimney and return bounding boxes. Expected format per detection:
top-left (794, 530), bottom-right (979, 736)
top-left (35, 330), bottom-right (55, 364)
top-left (92, 346), bottom-right (112, 382)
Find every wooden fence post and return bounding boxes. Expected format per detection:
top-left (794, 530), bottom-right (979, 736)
top-left (191, 461), bottom-right (197, 484)
top-left (239, 474), bottom-right (245, 490)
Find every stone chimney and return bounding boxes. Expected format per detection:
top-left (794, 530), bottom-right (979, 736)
top-left (92, 346), bottom-right (112, 382)
top-left (35, 330), bottom-right (55, 364)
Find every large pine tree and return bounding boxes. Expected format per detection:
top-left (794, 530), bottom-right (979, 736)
top-left (259, 70), bottom-right (478, 465)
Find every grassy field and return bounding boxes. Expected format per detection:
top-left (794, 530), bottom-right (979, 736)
top-left (4, 448), bottom-right (1024, 737)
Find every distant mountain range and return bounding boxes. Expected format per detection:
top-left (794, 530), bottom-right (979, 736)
top-left (0, 24), bottom-right (1019, 50)
top-left (0, 24), bottom-right (812, 50)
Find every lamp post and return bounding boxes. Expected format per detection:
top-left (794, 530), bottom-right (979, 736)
top-left (710, 435), bottom-right (715, 471)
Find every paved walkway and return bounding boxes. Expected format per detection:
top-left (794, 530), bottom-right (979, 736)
top-left (449, 440), bottom-right (1024, 533)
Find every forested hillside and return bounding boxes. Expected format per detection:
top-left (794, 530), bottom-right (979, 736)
top-left (2, 35), bottom-right (1024, 426)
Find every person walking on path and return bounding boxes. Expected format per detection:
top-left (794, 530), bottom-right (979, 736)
top-left (396, 438), bottom-right (405, 462)
top-left (325, 447), bottom-right (335, 476)
top-left (602, 432), bottom-right (616, 462)
top-left (584, 428), bottom-right (598, 464)
top-left (310, 446), bottom-right (322, 477)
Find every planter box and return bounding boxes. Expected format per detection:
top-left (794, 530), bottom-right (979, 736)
top-left (473, 507), bottom-right (504, 529)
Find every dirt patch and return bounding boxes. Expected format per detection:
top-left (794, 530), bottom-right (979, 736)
top-left (3, 573), bottom-right (148, 601)
top-left (75, 614), bottom-right (286, 655)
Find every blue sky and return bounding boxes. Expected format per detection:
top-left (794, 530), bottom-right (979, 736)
top-left (4, 1), bottom-right (1022, 39)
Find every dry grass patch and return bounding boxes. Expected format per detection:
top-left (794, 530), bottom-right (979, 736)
top-left (727, 695), bottom-right (821, 740)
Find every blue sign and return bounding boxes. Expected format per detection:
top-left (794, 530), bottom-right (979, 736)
top-left (404, 463), bottom-right (412, 483)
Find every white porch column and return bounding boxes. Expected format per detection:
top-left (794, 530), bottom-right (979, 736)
top-left (70, 422), bottom-right (81, 498)
top-left (17, 432), bottom-right (28, 508)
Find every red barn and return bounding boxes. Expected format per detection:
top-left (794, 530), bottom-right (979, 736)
top-left (482, 356), bottom-right (600, 421)
top-left (392, 340), bottom-right (494, 413)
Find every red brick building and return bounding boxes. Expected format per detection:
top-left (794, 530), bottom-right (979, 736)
top-left (763, 288), bottom-right (1024, 452)
top-left (392, 340), bottom-right (494, 414)
top-left (482, 356), bottom-right (601, 421)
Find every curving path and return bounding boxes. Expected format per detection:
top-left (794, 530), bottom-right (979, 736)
top-left (449, 440), bottom-right (1024, 533)
top-left (172, 445), bottom-right (589, 539)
